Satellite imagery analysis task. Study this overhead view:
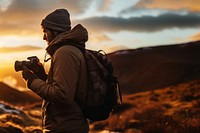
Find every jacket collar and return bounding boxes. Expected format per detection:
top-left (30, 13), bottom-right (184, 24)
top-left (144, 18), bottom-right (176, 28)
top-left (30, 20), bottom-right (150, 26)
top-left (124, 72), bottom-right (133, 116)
top-left (46, 24), bottom-right (88, 56)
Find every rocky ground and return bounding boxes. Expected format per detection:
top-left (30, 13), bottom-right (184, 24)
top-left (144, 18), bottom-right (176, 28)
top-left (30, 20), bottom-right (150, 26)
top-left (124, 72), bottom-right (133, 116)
top-left (0, 102), bottom-right (42, 133)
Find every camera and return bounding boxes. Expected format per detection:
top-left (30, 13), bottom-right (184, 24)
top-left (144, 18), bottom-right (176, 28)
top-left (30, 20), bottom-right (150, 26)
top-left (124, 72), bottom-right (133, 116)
top-left (14, 56), bottom-right (40, 72)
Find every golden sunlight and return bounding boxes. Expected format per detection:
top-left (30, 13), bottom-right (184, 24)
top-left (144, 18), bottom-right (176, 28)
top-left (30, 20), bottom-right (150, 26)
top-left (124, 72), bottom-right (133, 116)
top-left (136, 0), bottom-right (200, 12)
top-left (190, 32), bottom-right (200, 41)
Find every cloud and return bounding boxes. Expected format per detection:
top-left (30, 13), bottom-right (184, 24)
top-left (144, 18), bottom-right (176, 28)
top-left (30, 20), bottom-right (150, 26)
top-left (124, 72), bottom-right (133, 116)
top-left (1, 0), bottom-right (200, 36)
top-left (133, 0), bottom-right (200, 12)
top-left (1, 0), bottom-right (92, 15)
top-left (0, 0), bottom-right (93, 35)
top-left (189, 32), bottom-right (200, 41)
top-left (0, 0), bottom-right (52, 35)
top-left (89, 33), bottom-right (112, 43)
top-left (80, 13), bottom-right (200, 33)
top-left (97, 0), bottom-right (112, 11)
top-left (60, 0), bottom-right (93, 14)
top-left (0, 0), bottom-right (13, 11)
top-left (0, 45), bottom-right (42, 53)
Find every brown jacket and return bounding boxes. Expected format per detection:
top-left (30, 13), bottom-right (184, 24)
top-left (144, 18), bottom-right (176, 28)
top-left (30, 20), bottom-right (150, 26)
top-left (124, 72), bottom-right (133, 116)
top-left (29, 24), bottom-right (89, 133)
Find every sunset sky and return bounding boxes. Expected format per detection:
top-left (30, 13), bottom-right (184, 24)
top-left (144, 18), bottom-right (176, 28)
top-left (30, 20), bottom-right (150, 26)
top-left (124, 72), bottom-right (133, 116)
top-left (0, 0), bottom-right (200, 89)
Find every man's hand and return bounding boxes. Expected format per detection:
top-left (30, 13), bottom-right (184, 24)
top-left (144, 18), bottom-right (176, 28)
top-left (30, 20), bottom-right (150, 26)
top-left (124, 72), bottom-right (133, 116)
top-left (22, 66), bottom-right (38, 87)
top-left (27, 56), bottom-right (47, 81)
top-left (22, 66), bottom-right (34, 80)
top-left (34, 64), bottom-right (48, 81)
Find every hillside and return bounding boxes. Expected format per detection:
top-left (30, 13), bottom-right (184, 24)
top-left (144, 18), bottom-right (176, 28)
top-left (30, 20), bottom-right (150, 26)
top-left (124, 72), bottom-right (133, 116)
top-left (109, 40), bottom-right (200, 94)
top-left (0, 82), bottom-right (41, 106)
top-left (91, 79), bottom-right (200, 132)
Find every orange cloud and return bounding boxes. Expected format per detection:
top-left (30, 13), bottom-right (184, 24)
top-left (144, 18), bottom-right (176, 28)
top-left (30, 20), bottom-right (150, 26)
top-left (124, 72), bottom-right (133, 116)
top-left (189, 32), bottom-right (200, 41)
top-left (0, 0), bottom-right (93, 36)
top-left (135, 0), bottom-right (200, 12)
top-left (0, 11), bottom-right (43, 36)
top-left (89, 33), bottom-right (111, 43)
top-left (98, 0), bottom-right (112, 11)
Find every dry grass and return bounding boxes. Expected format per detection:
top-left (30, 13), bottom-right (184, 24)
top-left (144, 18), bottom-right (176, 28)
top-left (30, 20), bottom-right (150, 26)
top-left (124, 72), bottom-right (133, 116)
top-left (91, 80), bottom-right (200, 133)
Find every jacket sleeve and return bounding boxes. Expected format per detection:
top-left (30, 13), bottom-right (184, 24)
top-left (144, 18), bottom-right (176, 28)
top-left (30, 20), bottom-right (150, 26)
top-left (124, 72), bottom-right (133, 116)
top-left (29, 47), bottom-right (80, 104)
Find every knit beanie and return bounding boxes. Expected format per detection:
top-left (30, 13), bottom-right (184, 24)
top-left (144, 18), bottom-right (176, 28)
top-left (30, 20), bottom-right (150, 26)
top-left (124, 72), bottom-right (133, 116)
top-left (41, 9), bottom-right (71, 32)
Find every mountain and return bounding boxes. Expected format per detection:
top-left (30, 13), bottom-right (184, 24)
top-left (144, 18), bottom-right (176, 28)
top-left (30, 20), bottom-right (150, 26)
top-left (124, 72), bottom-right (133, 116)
top-left (109, 40), bottom-right (200, 94)
top-left (0, 82), bottom-right (41, 106)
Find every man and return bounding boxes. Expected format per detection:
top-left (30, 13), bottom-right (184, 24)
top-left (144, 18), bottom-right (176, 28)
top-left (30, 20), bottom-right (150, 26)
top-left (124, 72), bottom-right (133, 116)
top-left (22, 9), bottom-right (89, 133)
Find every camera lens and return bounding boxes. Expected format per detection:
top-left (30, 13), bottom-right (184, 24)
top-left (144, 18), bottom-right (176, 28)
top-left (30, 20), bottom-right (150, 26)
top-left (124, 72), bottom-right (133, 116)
top-left (14, 61), bottom-right (23, 72)
top-left (14, 60), bottom-right (31, 72)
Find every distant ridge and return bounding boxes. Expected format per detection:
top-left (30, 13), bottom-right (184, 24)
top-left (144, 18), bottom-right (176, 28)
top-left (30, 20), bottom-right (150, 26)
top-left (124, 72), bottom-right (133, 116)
top-left (0, 82), bottom-right (41, 105)
top-left (109, 40), bottom-right (200, 94)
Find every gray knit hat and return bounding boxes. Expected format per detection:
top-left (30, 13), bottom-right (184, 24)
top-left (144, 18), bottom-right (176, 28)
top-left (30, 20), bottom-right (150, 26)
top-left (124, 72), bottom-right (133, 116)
top-left (41, 9), bottom-right (71, 32)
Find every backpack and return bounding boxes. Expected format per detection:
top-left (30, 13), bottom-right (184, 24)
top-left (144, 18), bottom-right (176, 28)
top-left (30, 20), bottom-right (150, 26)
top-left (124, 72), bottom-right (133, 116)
top-left (77, 48), bottom-right (122, 121)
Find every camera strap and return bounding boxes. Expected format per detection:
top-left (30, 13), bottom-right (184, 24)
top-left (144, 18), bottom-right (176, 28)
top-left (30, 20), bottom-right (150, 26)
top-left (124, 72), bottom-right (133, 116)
top-left (44, 52), bottom-right (51, 63)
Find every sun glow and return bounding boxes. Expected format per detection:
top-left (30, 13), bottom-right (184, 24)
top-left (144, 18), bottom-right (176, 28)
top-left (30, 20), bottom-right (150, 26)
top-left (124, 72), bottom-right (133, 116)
top-left (0, 50), bottom-right (45, 69)
top-left (0, 35), bottom-right (45, 48)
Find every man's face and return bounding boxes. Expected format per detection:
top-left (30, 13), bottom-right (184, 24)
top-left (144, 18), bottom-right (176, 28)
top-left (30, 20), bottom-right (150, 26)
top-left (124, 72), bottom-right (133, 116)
top-left (43, 28), bottom-right (56, 45)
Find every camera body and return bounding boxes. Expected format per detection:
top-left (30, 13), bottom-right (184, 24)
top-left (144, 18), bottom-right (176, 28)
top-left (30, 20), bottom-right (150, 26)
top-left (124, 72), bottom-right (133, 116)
top-left (14, 56), bottom-right (40, 72)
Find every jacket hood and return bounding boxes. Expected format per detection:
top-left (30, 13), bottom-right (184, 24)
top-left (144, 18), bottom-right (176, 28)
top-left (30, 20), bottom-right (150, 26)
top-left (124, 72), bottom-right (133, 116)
top-left (46, 24), bottom-right (88, 56)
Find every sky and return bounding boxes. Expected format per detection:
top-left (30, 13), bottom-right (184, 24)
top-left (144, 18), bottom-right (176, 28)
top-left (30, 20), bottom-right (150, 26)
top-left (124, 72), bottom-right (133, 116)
top-left (0, 0), bottom-right (200, 51)
top-left (0, 0), bottom-right (200, 90)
